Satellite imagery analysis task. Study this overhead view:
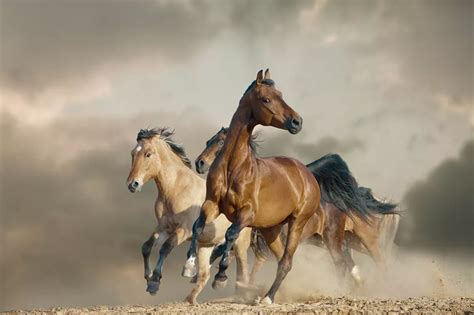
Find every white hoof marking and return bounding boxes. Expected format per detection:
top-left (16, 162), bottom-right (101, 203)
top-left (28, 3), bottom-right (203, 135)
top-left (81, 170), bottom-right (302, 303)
top-left (351, 265), bottom-right (362, 282)
top-left (182, 256), bottom-right (197, 278)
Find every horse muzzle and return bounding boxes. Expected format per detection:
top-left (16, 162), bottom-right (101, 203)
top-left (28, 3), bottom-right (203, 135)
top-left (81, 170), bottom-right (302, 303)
top-left (195, 159), bottom-right (210, 174)
top-left (128, 180), bottom-right (142, 193)
top-left (285, 116), bottom-right (303, 134)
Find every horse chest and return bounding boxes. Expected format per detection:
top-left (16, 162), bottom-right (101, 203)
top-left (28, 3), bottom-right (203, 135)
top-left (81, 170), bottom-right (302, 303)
top-left (218, 189), bottom-right (239, 220)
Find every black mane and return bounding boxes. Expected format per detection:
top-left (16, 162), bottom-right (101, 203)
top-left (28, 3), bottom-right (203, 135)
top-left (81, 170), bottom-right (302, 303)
top-left (136, 128), bottom-right (192, 169)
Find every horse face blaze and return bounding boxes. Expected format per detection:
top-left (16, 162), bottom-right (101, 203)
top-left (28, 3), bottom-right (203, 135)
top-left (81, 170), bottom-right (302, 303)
top-left (127, 141), bottom-right (154, 191)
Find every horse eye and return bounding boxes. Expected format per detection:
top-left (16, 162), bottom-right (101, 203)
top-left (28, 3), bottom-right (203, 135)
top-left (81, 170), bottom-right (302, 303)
top-left (263, 98), bottom-right (271, 104)
top-left (145, 152), bottom-right (152, 158)
top-left (218, 140), bottom-right (224, 146)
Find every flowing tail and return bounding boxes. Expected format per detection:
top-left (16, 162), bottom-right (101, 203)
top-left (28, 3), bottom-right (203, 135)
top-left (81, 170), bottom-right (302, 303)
top-left (306, 154), bottom-right (399, 222)
top-left (358, 186), bottom-right (398, 215)
top-left (250, 229), bottom-right (272, 260)
top-left (250, 154), bottom-right (400, 258)
top-left (250, 227), bottom-right (288, 260)
top-left (357, 186), bottom-right (400, 258)
top-left (377, 205), bottom-right (401, 261)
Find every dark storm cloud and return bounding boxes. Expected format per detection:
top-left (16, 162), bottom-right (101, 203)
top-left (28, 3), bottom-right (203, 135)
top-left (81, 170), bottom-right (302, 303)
top-left (322, 0), bottom-right (473, 104)
top-left (2, 0), bottom-right (471, 117)
top-left (396, 139), bottom-right (474, 253)
top-left (0, 0), bottom-right (220, 96)
top-left (257, 131), bottom-right (364, 164)
top-left (0, 0), bottom-right (311, 99)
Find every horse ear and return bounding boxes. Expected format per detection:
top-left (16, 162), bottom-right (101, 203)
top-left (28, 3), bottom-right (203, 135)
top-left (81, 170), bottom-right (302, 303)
top-left (256, 69), bottom-right (264, 84)
top-left (264, 68), bottom-right (271, 80)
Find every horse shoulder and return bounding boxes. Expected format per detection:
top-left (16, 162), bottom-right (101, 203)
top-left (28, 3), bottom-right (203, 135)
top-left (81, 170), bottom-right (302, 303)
top-left (206, 167), bottom-right (226, 202)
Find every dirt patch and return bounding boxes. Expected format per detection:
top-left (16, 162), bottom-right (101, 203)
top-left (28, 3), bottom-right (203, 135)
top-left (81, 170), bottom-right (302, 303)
top-left (3, 296), bottom-right (473, 314)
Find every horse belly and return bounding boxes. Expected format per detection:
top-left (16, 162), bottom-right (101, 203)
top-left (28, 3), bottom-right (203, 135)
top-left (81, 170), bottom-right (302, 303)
top-left (252, 179), bottom-right (301, 227)
top-left (252, 211), bottom-right (290, 228)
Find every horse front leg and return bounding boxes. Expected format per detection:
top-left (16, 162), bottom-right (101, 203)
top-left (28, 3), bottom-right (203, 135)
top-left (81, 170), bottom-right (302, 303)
top-left (142, 231), bottom-right (160, 281)
top-left (183, 200), bottom-right (220, 278)
top-left (259, 215), bottom-right (306, 305)
top-left (212, 208), bottom-right (253, 290)
top-left (146, 228), bottom-right (186, 295)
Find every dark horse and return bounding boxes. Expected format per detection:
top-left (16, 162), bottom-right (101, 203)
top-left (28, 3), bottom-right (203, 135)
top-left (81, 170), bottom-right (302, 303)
top-left (184, 69), bottom-right (321, 304)
top-left (196, 127), bottom-right (400, 286)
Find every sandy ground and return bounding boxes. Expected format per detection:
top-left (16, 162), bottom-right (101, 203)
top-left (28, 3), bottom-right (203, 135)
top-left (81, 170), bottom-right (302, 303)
top-left (3, 296), bottom-right (473, 314)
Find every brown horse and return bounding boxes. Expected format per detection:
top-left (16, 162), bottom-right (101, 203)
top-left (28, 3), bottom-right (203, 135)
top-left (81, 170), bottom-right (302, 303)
top-left (184, 69), bottom-right (321, 305)
top-left (195, 127), bottom-right (400, 286)
top-left (126, 128), bottom-right (253, 302)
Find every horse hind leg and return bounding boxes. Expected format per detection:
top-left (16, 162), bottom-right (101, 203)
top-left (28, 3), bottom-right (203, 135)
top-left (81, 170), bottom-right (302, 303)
top-left (233, 228), bottom-right (251, 289)
top-left (259, 225), bottom-right (285, 261)
top-left (247, 227), bottom-right (277, 288)
top-left (341, 240), bottom-right (364, 287)
top-left (249, 254), bottom-right (267, 286)
top-left (322, 210), bottom-right (351, 283)
top-left (185, 245), bottom-right (213, 305)
top-left (348, 223), bottom-right (388, 290)
top-left (359, 231), bottom-right (386, 271)
top-left (260, 217), bottom-right (305, 305)
top-left (147, 228), bottom-right (187, 295)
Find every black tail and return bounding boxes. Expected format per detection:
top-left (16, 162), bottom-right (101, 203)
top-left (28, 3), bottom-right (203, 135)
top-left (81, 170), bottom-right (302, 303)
top-left (250, 229), bottom-right (272, 260)
top-left (250, 227), bottom-right (289, 260)
top-left (306, 154), bottom-right (398, 221)
top-left (358, 186), bottom-right (398, 215)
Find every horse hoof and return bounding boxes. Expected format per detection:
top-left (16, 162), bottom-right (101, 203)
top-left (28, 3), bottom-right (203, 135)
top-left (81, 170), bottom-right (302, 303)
top-left (182, 259), bottom-right (197, 278)
top-left (260, 296), bottom-right (273, 305)
top-left (182, 267), bottom-right (197, 278)
top-left (253, 296), bottom-right (261, 305)
top-left (190, 275), bottom-right (198, 283)
top-left (146, 280), bottom-right (160, 295)
top-left (212, 278), bottom-right (228, 290)
top-left (185, 295), bottom-right (198, 305)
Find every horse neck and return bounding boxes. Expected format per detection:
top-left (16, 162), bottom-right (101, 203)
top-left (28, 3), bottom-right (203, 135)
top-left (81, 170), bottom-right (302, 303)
top-left (152, 145), bottom-right (198, 199)
top-left (219, 102), bottom-right (255, 171)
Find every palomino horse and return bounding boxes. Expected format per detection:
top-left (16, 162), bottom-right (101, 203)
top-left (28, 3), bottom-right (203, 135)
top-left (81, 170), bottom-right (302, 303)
top-left (195, 127), bottom-right (400, 286)
top-left (126, 128), bottom-right (253, 303)
top-left (184, 69), bottom-right (321, 305)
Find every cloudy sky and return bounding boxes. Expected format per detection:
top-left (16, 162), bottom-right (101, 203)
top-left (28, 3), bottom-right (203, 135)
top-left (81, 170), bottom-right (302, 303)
top-left (0, 0), bottom-right (472, 311)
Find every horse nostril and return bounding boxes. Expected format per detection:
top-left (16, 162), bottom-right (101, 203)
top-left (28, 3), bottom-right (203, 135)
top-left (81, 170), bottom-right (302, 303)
top-left (132, 181), bottom-right (139, 188)
top-left (291, 118), bottom-right (301, 128)
top-left (198, 160), bottom-right (205, 167)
